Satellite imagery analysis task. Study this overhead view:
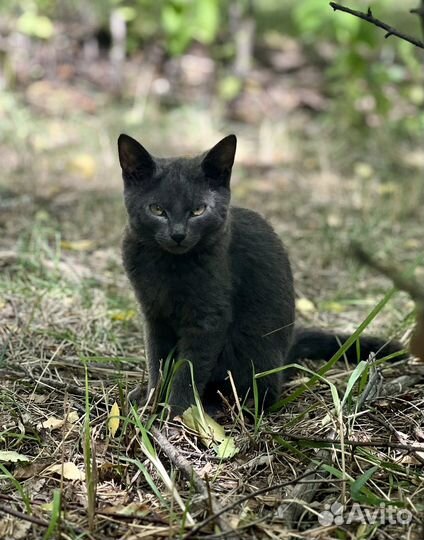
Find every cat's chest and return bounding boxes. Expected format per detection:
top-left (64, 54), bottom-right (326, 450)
top-left (130, 251), bottom-right (230, 320)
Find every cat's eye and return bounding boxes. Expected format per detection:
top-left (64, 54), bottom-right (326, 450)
top-left (150, 204), bottom-right (166, 217)
top-left (191, 204), bottom-right (207, 217)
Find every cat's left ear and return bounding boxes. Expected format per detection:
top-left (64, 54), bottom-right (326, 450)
top-left (201, 134), bottom-right (237, 186)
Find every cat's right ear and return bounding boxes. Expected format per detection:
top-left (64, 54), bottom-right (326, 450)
top-left (201, 134), bottom-right (237, 187)
top-left (118, 134), bottom-right (155, 184)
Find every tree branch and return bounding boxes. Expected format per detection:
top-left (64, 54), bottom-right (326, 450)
top-left (410, 1), bottom-right (424, 41)
top-left (329, 2), bottom-right (424, 50)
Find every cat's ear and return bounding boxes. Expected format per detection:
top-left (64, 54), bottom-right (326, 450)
top-left (118, 134), bottom-right (155, 183)
top-left (201, 134), bottom-right (237, 186)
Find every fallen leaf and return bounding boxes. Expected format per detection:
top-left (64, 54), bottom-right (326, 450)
top-left (398, 453), bottom-right (424, 465)
top-left (110, 309), bottom-right (137, 321)
top-left (60, 239), bottom-right (94, 251)
top-left (217, 437), bottom-right (238, 459)
top-left (102, 502), bottom-right (151, 516)
top-left (37, 416), bottom-right (65, 431)
top-left (0, 451), bottom-right (30, 463)
top-left (182, 406), bottom-right (238, 459)
top-left (67, 154), bottom-right (97, 179)
top-left (108, 401), bottom-right (120, 438)
top-left (296, 297), bottom-right (316, 315)
top-left (44, 462), bottom-right (85, 481)
top-left (354, 162), bottom-right (374, 179)
top-left (0, 514), bottom-right (32, 540)
top-left (68, 411), bottom-right (79, 424)
top-left (15, 460), bottom-right (52, 479)
top-left (322, 301), bottom-right (347, 314)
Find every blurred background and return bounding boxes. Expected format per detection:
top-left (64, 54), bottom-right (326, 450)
top-left (1, 0), bottom-right (423, 354)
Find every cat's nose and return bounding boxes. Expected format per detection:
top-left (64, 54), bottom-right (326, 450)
top-left (171, 232), bottom-right (186, 244)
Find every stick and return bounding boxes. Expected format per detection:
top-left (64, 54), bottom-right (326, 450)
top-left (151, 427), bottom-right (238, 538)
top-left (183, 464), bottom-right (324, 539)
top-left (351, 242), bottom-right (424, 304)
top-left (0, 504), bottom-right (86, 537)
top-left (368, 412), bottom-right (424, 466)
top-left (276, 431), bottom-right (336, 525)
top-left (410, 1), bottom-right (424, 41)
top-left (269, 432), bottom-right (424, 452)
top-left (329, 2), bottom-right (424, 50)
top-left (352, 241), bottom-right (424, 361)
top-left (0, 503), bottom-right (50, 529)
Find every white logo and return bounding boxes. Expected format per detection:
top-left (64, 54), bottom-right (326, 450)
top-left (318, 502), bottom-right (412, 526)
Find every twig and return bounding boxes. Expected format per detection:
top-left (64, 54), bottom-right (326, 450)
top-left (183, 464), bottom-right (324, 539)
top-left (410, 1), bottom-right (424, 41)
top-left (0, 503), bottom-right (51, 528)
top-left (352, 241), bottom-right (424, 361)
top-left (352, 242), bottom-right (424, 303)
top-left (0, 503), bottom-right (86, 537)
top-left (368, 411), bottom-right (424, 466)
top-left (151, 427), bottom-right (237, 538)
top-left (330, 2), bottom-right (424, 50)
top-left (277, 431), bottom-right (336, 525)
top-left (269, 432), bottom-right (424, 452)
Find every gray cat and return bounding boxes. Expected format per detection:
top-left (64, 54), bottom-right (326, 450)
top-left (118, 134), bottom-right (402, 417)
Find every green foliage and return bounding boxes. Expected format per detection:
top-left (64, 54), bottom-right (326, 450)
top-left (161, 0), bottom-right (221, 55)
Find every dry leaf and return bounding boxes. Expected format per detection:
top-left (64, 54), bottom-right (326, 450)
top-left (0, 451), bottom-right (30, 463)
top-left (37, 416), bottom-right (65, 431)
top-left (0, 515), bottom-right (32, 540)
top-left (15, 460), bottom-right (52, 479)
top-left (108, 401), bottom-right (120, 437)
top-left (67, 154), bottom-right (97, 178)
top-left (182, 406), bottom-right (238, 459)
top-left (296, 297), bottom-right (316, 315)
top-left (110, 309), bottom-right (137, 321)
top-left (322, 301), bottom-right (347, 314)
top-left (60, 239), bottom-right (94, 251)
top-left (398, 454), bottom-right (424, 465)
top-left (45, 462), bottom-right (85, 481)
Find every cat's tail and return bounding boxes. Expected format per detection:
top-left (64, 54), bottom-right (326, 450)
top-left (285, 327), bottom-right (406, 366)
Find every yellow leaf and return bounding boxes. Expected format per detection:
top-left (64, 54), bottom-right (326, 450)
top-left (216, 437), bottom-right (238, 459)
top-left (108, 401), bottom-right (120, 437)
top-left (67, 154), bottom-right (97, 178)
top-left (354, 162), bottom-right (374, 179)
top-left (0, 451), bottom-right (30, 463)
top-left (322, 301), bottom-right (347, 314)
top-left (37, 416), bottom-right (65, 431)
top-left (37, 412), bottom-right (78, 431)
top-left (68, 411), bottom-right (79, 424)
top-left (60, 239), bottom-right (94, 251)
top-left (378, 182), bottom-right (398, 195)
top-left (45, 462), bottom-right (85, 481)
top-left (296, 297), bottom-right (316, 315)
top-left (110, 309), bottom-right (137, 321)
top-left (182, 406), bottom-right (238, 458)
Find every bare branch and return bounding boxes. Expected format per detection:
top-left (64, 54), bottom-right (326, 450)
top-left (410, 1), bottom-right (424, 41)
top-left (330, 2), bottom-right (424, 50)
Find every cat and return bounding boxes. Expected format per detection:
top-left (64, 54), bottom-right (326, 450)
top-left (118, 133), bottom-right (403, 418)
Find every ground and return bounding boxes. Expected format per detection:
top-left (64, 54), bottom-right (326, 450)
top-left (1, 75), bottom-right (424, 539)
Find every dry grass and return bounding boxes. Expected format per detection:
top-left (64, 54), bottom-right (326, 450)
top-left (1, 102), bottom-right (424, 539)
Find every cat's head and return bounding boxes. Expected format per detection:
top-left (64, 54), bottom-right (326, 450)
top-left (117, 134), bottom-right (236, 254)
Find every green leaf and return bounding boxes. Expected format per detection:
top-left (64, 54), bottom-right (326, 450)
top-left (17, 12), bottom-right (54, 40)
top-left (341, 360), bottom-right (368, 408)
top-left (351, 466), bottom-right (378, 501)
